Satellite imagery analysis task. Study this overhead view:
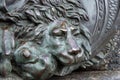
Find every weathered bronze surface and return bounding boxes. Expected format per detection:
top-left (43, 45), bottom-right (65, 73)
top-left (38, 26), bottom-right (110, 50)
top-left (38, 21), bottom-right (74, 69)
top-left (0, 0), bottom-right (119, 80)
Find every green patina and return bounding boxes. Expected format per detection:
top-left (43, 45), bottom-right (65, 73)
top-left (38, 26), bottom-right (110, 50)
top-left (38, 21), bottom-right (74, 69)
top-left (0, 0), bottom-right (107, 80)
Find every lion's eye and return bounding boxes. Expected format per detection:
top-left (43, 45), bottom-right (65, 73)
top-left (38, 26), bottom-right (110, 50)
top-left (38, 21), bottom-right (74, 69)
top-left (52, 28), bottom-right (63, 36)
top-left (72, 29), bottom-right (80, 36)
top-left (52, 28), bottom-right (67, 40)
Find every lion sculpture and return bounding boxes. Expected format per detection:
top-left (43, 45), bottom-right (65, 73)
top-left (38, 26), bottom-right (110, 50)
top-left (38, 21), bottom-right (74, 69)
top-left (0, 0), bottom-right (111, 80)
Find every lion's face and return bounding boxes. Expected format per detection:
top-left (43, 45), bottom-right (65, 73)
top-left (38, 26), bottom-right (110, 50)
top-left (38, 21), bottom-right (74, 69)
top-left (14, 42), bottom-right (56, 80)
top-left (13, 19), bottom-right (91, 79)
top-left (43, 19), bottom-right (91, 65)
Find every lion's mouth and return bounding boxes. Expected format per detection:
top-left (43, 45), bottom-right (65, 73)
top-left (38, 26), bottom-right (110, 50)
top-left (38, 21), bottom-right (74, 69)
top-left (57, 48), bottom-right (84, 65)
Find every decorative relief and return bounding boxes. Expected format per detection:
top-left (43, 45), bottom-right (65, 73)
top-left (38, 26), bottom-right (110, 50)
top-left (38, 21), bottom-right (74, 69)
top-left (0, 0), bottom-right (119, 80)
top-left (98, 30), bottom-right (119, 69)
top-left (93, 0), bottom-right (105, 37)
top-left (105, 0), bottom-right (119, 32)
top-left (97, 0), bottom-right (105, 33)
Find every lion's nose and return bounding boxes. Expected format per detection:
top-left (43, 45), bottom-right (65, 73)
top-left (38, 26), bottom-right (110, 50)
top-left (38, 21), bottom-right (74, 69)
top-left (68, 47), bottom-right (81, 54)
top-left (67, 37), bottom-right (81, 54)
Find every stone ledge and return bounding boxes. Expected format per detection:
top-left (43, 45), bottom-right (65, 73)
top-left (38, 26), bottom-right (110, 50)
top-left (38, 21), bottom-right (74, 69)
top-left (1, 71), bottom-right (120, 80)
top-left (49, 71), bottom-right (120, 80)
